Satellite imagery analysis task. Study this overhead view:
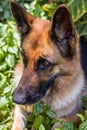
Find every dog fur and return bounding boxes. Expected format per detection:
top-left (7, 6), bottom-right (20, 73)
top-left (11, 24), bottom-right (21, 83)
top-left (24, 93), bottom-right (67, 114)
top-left (10, 0), bottom-right (87, 130)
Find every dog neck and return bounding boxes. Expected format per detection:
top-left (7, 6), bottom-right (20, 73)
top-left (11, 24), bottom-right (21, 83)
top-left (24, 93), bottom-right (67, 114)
top-left (43, 68), bottom-right (85, 117)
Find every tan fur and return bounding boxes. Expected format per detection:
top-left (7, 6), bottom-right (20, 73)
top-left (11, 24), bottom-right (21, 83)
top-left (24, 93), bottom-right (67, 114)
top-left (10, 0), bottom-right (87, 130)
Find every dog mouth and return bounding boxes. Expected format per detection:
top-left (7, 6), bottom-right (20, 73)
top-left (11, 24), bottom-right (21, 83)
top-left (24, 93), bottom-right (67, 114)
top-left (13, 74), bottom-right (57, 105)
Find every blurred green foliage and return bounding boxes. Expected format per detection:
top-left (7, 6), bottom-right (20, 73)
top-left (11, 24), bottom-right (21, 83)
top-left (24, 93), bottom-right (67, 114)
top-left (0, 0), bottom-right (25, 20)
top-left (0, 0), bottom-right (87, 130)
top-left (0, 21), bottom-right (20, 129)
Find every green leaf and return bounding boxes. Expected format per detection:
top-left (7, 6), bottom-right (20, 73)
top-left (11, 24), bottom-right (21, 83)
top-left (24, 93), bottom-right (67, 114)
top-left (76, 23), bottom-right (87, 36)
top-left (5, 54), bottom-right (15, 68)
top-left (27, 113), bottom-right (35, 123)
top-left (0, 63), bottom-right (8, 71)
top-left (68, 0), bottom-right (87, 22)
top-left (51, 118), bottom-right (63, 124)
top-left (3, 87), bottom-right (12, 94)
top-left (46, 109), bottom-right (55, 119)
top-left (32, 115), bottom-right (43, 130)
top-left (0, 73), bottom-right (7, 86)
top-left (61, 122), bottom-right (74, 130)
top-left (79, 120), bottom-right (87, 130)
top-left (39, 124), bottom-right (45, 130)
top-left (77, 114), bottom-right (85, 122)
top-left (68, 0), bottom-right (87, 36)
top-left (8, 46), bottom-right (18, 55)
top-left (2, 45), bottom-right (8, 52)
top-left (0, 96), bottom-right (8, 108)
top-left (0, 24), bottom-right (7, 35)
top-left (0, 48), bottom-right (5, 61)
top-left (33, 102), bottom-right (43, 115)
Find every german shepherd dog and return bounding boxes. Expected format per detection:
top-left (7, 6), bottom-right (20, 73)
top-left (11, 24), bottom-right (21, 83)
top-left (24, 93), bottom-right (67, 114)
top-left (10, 0), bottom-right (87, 130)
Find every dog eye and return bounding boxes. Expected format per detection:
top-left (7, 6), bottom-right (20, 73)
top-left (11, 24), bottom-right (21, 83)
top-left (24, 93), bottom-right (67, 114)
top-left (42, 60), bottom-right (50, 66)
top-left (37, 57), bottom-right (52, 71)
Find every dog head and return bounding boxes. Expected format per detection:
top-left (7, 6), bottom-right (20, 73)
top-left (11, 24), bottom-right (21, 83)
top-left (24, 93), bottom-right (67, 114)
top-left (11, 0), bottom-right (79, 105)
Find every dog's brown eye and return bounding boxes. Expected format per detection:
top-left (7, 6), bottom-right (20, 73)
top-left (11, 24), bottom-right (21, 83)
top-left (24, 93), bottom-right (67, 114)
top-left (42, 61), bottom-right (50, 66)
top-left (37, 57), bottom-right (52, 71)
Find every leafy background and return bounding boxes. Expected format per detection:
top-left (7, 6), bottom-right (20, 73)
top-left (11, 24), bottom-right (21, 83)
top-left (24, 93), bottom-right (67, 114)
top-left (0, 0), bottom-right (87, 130)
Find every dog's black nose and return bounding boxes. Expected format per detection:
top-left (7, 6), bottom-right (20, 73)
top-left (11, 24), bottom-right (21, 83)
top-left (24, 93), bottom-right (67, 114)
top-left (12, 86), bottom-right (45, 105)
top-left (12, 89), bottom-right (27, 105)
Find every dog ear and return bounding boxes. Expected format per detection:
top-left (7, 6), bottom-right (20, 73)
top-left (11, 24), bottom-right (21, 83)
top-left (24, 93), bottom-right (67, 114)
top-left (51, 5), bottom-right (76, 58)
top-left (10, 0), bottom-right (34, 37)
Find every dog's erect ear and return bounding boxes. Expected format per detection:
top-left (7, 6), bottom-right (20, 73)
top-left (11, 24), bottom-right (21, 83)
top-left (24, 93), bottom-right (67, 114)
top-left (51, 5), bottom-right (76, 58)
top-left (10, 0), bottom-right (34, 37)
